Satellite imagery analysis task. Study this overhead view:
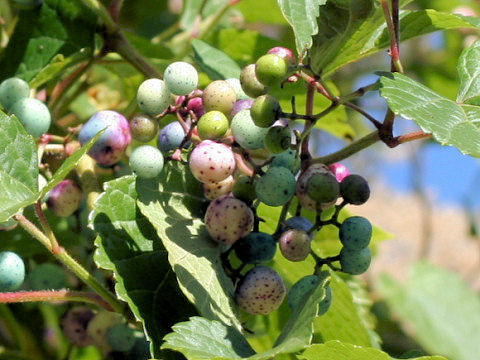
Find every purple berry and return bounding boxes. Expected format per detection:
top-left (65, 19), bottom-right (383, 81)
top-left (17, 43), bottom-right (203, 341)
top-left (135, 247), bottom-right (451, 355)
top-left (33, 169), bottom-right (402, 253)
top-left (61, 307), bottom-right (95, 347)
top-left (328, 163), bottom-right (350, 183)
top-left (231, 99), bottom-right (254, 118)
top-left (189, 140), bottom-right (236, 183)
top-left (279, 229), bottom-right (311, 262)
top-left (157, 121), bottom-right (187, 153)
top-left (186, 97), bottom-right (205, 119)
top-left (78, 110), bottom-right (131, 166)
top-left (47, 180), bottom-right (83, 217)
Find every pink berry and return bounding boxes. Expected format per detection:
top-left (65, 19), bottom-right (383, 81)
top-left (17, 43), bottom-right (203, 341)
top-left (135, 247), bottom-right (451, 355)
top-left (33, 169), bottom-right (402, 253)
top-left (47, 180), bottom-right (83, 217)
top-left (189, 140), bottom-right (236, 183)
top-left (328, 163), bottom-right (350, 183)
top-left (186, 97), bottom-right (205, 119)
top-left (267, 47), bottom-right (296, 65)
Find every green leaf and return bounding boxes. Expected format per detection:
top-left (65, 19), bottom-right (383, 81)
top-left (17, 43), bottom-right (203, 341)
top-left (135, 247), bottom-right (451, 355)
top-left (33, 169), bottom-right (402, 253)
top-left (0, 112), bottom-right (38, 222)
top-left (378, 72), bottom-right (480, 157)
top-left (457, 40), bottom-right (480, 105)
top-left (236, 0), bottom-right (288, 25)
top-left (378, 262), bottom-right (480, 360)
top-left (180, 0), bottom-right (226, 30)
top-left (192, 39), bottom-right (242, 80)
top-left (91, 175), bottom-right (197, 359)
top-left (136, 163), bottom-right (242, 329)
top-left (123, 32), bottom-right (174, 60)
top-left (68, 346), bottom-right (102, 360)
top-left (0, 0), bottom-right (96, 81)
top-left (277, 0), bottom-right (325, 57)
top-left (298, 341), bottom-right (447, 360)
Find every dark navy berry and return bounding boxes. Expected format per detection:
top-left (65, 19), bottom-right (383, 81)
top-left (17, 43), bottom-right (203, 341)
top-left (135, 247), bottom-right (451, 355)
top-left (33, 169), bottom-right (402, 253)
top-left (234, 232), bottom-right (276, 264)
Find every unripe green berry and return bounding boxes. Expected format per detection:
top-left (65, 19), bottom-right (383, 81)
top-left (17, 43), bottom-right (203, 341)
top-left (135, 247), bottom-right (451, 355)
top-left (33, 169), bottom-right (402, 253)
top-left (203, 80), bottom-right (236, 115)
top-left (107, 323), bottom-right (136, 352)
top-left (129, 145), bottom-right (164, 179)
top-left (255, 54), bottom-right (288, 87)
top-left (197, 111), bottom-right (229, 140)
top-left (11, 98), bottom-right (51, 138)
top-left (231, 109), bottom-right (268, 150)
top-left (306, 172), bottom-right (340, 204)
top-left (264, 126), bottom-right (291, 154)
top-left (339, 216), bottom-right (372, 250)
top-left (137, 79), bottom-right (171, 116)
top-left (0, 251), bottom-right (25, 291)
top-left (0, 77), bottom-right (30, 110)
top-left (129, 114), bottom-right (158, 143)
top-left (164, 61), bottom-right (198, 95)
top-left (340, 247), bottom-right (371, 275)
top-left (340, 174), bottom-right (370, 205)
top-left (234, 232), bottom-right (276, 264)
top-left (271, 149), bottom-right (300, 174)
top-left (232, 176), bottom-right (256, 203)
top-left (250, 94), bottom-right (280, 128)
top-left (240, 64), bottom-right (267, 98)
top-left (87, 311), bottom-right (123, 354)
top-left (29, 263), bottom-right (66, 290)
top-left (255, 166), bottom-right (296, 207)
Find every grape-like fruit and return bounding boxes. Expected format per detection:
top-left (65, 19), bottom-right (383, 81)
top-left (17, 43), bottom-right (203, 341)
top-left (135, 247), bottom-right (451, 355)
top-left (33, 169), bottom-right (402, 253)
top-left (164, 61), bottom-right (198, 95)
top-left (189, 140), bottom-right (236, 183)
top-left (287, 275), bottom-right (317, 309)
top-left (296, 164), bottom-right (336, 211)
top-left (271, 149), bottom-right (300, 174)
top-left (157, 121), bottom-right (187, 153)
top-left (78, 110), bottom-right (131, 166)
top-left (235, 266), bottom-right (286, 315)
top-left (306, 172), bottom-right (339, 204)
top-left (340, 247), bottom-right (371, 275)
top-left (86, 311), bottom-right (123, 354)
top-left (61, 307), bottom-right (95, 347)
top-left (267, 47), bottom-right (296, 65)
top-left (129, 145), bottom-right (164, 179)
top-left (232, 176), bottom-right (256, 203)
top-left (339, 216), bottom-right (372, 251)
top-left (47, 179), bottom-right (83, 217)
top-left (204, 195), bottom-right (253, 245)
top-left (107, 323), bottom-right (136, 352)
top-left (231, 99), bottom-right (254, 118)
top-left (129, 114), bottom-right (158, 143)
top-left (284, 216), bottom-right (312, 233)
top-left (0, 77), bottom-right (30, 110)
top-left (225, 78), bottom-right (250, 100)
top-left (203, 175), bottom-right (235, 200)
top-left (250, 94), bottom-right (280, 128)
top-left (186, 97), bottom-right (205, 119)
top-left (231, 109), bottom-right (268, 150)
top-left (255, 166), bottom-right (296, 207)
top-left (0, 251), bottom-right (25, 291)
top-left (234, 232), bottom-right (276, 264)
top-left (29, 264), bottom-right (66, 290)
top-left (137, 78), bottom-right (171, 116)
top-left (197, 111), bottom-right (229, 140)
top-left (11, 0), bottom-right (43, 9)
top-left (340, 174), bottom-right (370, 205)
top-left (255, 54), bottom-right (288, 86)
top-left (203, 80), bottom-right (236, 115)
top-left (328, 163), bottom-right (350, 183)
top-left (264, 126), bottom-right (291, 154)
top-left (279, 229), bottom-right (311, 262)
top-left (240, 64), bottom-right (267, 98)
top-left (11, 98), bottom-right (51, 138)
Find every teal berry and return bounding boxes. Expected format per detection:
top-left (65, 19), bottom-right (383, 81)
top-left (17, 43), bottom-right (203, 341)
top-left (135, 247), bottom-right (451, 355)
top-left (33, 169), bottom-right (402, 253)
top-left (129, 114), bottom-right (158, 143)
top-left (234, 232), bottom-right (276, 264)
top-left (255, 54), bottom-right (289, 87)
top-left (255, 166), bottom-right (296, 207)
top-left (225, 78), bottom-right (251, 100)
top-left (11, 98), bottom-right (51, 138)
top-left (288, 275), bottom-right (318, 309)
top-left (29, 264), bottom-right (66, 290)
top-left (250, 94), bottom-right (280, 128)
top-left (264, 126), bottom-right (291, 154)
top-left (137, 78), bottom-right (171, 116)
top-left (339, 216), bottom-right (372, 251)
top-left (107, 323), bottom-right (136, 352)
top-left (197, 111), bottom-right (229, 140)
top-left (231, 109), bottom-right (268, 150)
top-left (0, 77), bottom-right (30, 110)
top-left (306, 172), bottom-right (340, 204)
top-left (232, 176), bottom-right (256, 203)
top-left (0, 251), bottom-right (25, 291)
top-left (203, 80), bottom-right (237, 116)
top-left (164, 61), bottom-right (198, 95)
top-left (271, 149), bottom-right (300, 174)
top-left (340, 247), bottom-right (372, 275)
top-left (340, 174), bottom-right (370, 205)
top-left (129, 145), bottom-right (164, 179)
top-left (240, 64), bottom-right (267, 98)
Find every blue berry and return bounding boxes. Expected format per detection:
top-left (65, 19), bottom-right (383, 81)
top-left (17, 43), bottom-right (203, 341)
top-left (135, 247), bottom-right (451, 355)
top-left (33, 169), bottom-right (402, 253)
top-left (0, 77), bottom-right (29, 110)
top-left (164, 62), bottom-right (198, 95)
top-left (107, 323), bottom-right (136, 352)
top-left (339, 216), bottom-right (372, 251)
top-left (11, 98), bottom-right (51, 138)
top-left (270, 149), bottom-right (300, 174)
top-left (234, 232), bottom-right (276, 264)
top-left (137, 79), bottom-right (171, 116)
top-left (231, 109), bottom-right (268, 150)
top-left (284, 216), bottom-right (312, 233)
top-left (0, 251), bottom-right (25, 291)
top-left (129, 145), bottom-right (164, 179)
top-left (340, 247), bottom-right (371, 275)
top-left (29, 264), bottom-right (66, 290)
top-left (157, 121), bottom-right (187, 153)
top-left (255, 167), bottom-right (296, 207)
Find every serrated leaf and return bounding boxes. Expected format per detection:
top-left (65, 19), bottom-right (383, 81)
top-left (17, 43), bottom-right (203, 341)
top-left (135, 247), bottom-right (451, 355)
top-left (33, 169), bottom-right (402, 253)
top-left (457, 40), bottom-right (480, 105)
top-left (91, 175), bottom-right (197, 359)
top-left (192, 39), bottom-right (242, 80)
top-left (378, 72), bottom-right (480, 157)
top-left (378, 262), bottom-right (480, 360)
top-left (0, 112), bottom-right (38, 222)
top-left (136, 163), bottom-right (242, 329)
top-left (236, 0), bottom-right (288, 25)
top-left (298, 341), bottom-right (447, 360)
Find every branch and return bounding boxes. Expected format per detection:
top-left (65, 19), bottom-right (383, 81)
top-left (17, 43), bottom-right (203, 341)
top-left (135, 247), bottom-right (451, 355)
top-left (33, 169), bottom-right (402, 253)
top-left (381, 0), bottom-right (404, 73)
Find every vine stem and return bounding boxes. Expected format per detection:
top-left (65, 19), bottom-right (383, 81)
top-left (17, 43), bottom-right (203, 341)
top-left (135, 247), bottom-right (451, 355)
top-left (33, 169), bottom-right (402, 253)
top-left (79, 0), bottom-right (118, 33)
top-left (381, 0), bottom-right (404, 73)
top-left (300, 84), bottom-right (316, 164)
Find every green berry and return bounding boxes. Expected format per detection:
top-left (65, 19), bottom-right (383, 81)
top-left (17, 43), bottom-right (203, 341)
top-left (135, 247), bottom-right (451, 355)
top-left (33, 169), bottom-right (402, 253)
top-left (0, 251), bottom-right (25, 291)
top-left (225, 78), bottom-right (250, 100)
top-left (232, 176), bottom-right (256, 203)
top-left (255, 54), bottom-right (288, 87)
top-left (164, 61), bottom-right (198, 95)
top-left (203, 80), bottom-right (236, 115)
top-left (129, 114), bottom-right (158, 143)
top-left (87, 311), bottom-right (123, 354)
top-left (271, 149), bottom-right (300, 174)
top-left (288, 275), bottom-right (317, 309)
top-left (250, 94), bottom-right (280, 128)
top-left (11, 98), bottom-right (51, 138)
top-left (29, 264), bottom-right (66, 290)
top-left (296, 164), bottom-right (336, 211)
top-left (129, 145), bottom-right (164, 179)
top-left (107, 323), bottom-right (136, 352)
top-left (197, 111), bottom-right (229, 140)
top-left (137, 79), bottom-right (171, 116)
top-left (231, 109), bottom-right (268, 150)
top-left (306, 172), bottom-right (340, 204)
top-left (0, 77), bottom-right (30, 110)
top-left (279, 229), bottom-right (311, 262)
top-left (264, 126), bottom-right (291, 154)
top-left (234, 232), bottom-right (276, 264)
top-left (340, 247), bottom-right (371, 275)
top-left (240, 64), bottom-right (267, 98)
top-left (339, 216), bottom-right (372, 250)
top-left (255, 166), bottom-right (296, 207)
top-left (340, 174), bottom-right (370, 205)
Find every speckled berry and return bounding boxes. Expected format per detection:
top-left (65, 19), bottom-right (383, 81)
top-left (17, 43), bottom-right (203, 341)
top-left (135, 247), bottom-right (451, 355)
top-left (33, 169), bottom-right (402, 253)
top-left (340, 174), bottom-right (370, 205)
top-left (203, 80), bottom-right (236, 115)
top-left (234, 232), bottom-right (276, 264)
top-left (164, 61), bottom-right (198, 95)
top-left (197, 111), bottom-right (229, 140)
top-left (255, 166), bottom-right (296, 207)
top-left (157, 121), bottom-right (187, 153)
top-left (328, 163), bottom-right (350, 183)
top-left (129, 145), bottom-right (164, 179)
top-left (129, 114), bottom-right (158, 143)
top-left (306, 172), bottom-right (339, 204)
top-left (235, 266), bottom-right (286, 315)
top-left (240, 64), bottom-right (267, 98)
top-left (271, 149), bottom-right (300, 174)
top-left (288, 275), bottom-right (317, 309)
top-left (189, 140), bottom-right (236, 183)
top-left (47, 180), bottom-right (83, 217)
top-left (0, 77), bottom-right (30, 110)
top-left (78, 110), bottom-right (131, 166)
top-left (0, 251), bottom-right (25, 291)
top-left (29, 264), bottom-right (66, 290)
top-left (250, 94), bottom-right (280, 128)
top-left (137, 78), bottom-right (171, 116)
top-left (232, 176), bottom-right (256, 203)
top-left (340, 247), bottom-right (371, 275)
top-left (225, 78), bottom-right (251, 100)
top-left (284, 216), bottom-right (312, 233)
top-left (11, 98), bottom-right (51, 138)
top-left (86, 311), bottom-right (123, 354)
top-left (231, 99), bottom-right (254, 118)
top-left (61, 307), bottom-right (95, 347)
top-left (204, 195), bottom-right (253, 245)
top-left (203, 175), bottom-right (235, 200)
top-left (186, 97), bottom-right (205, 119)
top-left (231, 109), bottom-right (268, 150)
top-left (264, 126), bottom-right (291, 154)
top-left (107, 323), bottom-right (136, 352)
top-left (255, 54), bottom-right (288, 87)
top-left (339, 216), bottom-right (372, 251)
top-left (279, 229), bottom-right (311, 262)
top-left (296, 164), bottom-right (336, 211)
top-left (267, 47), bottom-right (296, 66)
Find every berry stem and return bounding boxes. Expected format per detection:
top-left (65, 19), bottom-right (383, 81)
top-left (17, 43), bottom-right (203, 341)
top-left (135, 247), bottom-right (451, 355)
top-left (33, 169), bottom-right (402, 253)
top-left (34, 202), bottom-right (59, 251)
top-left (273, 200), bottom-right (293, 236)
top-left (79, 0), bottom-right (118, 33)
top-left (381, 0), bottom-right (404, 73)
